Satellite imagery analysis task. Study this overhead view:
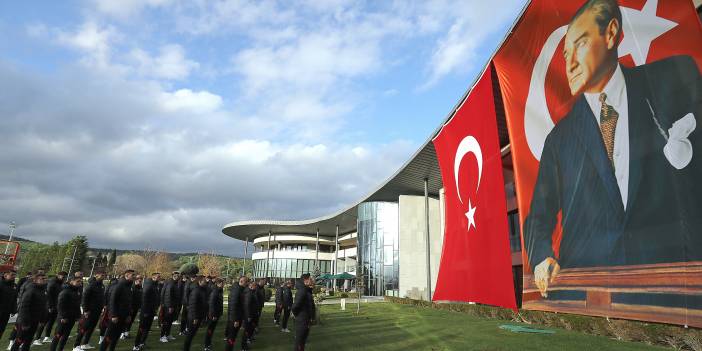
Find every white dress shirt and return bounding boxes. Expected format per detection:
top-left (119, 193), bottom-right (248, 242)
top-left (584, 64), bottom-right (630, 209)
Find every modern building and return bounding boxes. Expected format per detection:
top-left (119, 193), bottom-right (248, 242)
top-left (224, 2), bottom-right (702, 301)
top-left (222, 69), bottom-right (521, 299)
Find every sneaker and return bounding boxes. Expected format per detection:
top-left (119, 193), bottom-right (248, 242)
top-left (81, 344), bottom-right (95, 349)
top-left (159, 336), bottom-right (169, 343)
top-left (32, 340), bottom-right (43, 346)
top-left (7, 341), bottom-right (14, 351)
top-left (98, 336), bottom-right (104, 344)
top-left (42, 337), bottom-right (52, 343)
top-left (167, 336), bottom-right (176, 341)
top-left (120, 333), bottom-right (126, 340)
top-left (73, 347), bottom-right (83, 351)
top-left (177, 332), bottom-right (184, 336)
top-left (172, 321), bottom-right (180, 325)
top-left (123, 332), bottom-right (130, 338)
top-left (281, 328), bottom-right (290, 333)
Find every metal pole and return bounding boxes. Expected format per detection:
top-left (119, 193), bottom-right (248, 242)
top-left (266, 231), bottom-right (271, 280)
top-left (334, 224), bottom-right (339, 291)
top-left (315, 228), bottom-right (320, 272)
top-left (67, 244), bottom-right (78, 276)
top-left (243, 236), bottom-right (249, 277)
top-left (424, 178), bottom-right (432, 301)
top-left (89, 256), bottom-right (97, 277)
top-left (4, 221), bottom-right (16, 255)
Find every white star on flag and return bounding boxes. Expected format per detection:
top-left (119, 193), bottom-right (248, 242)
top-left (619, 0), bottom-right (678, 66)
top-left (465, 199), bottom-right (477, 231)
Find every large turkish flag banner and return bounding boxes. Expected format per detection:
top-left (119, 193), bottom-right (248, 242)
top-left (432, 66), bottom-right (516, 311)
top-left (493, 0), bottom-right (702, 326)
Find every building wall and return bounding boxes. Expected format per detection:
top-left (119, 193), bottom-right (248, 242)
top-left (398, 194), bottom-right (443, 300)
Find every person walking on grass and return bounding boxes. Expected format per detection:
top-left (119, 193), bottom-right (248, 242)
top-left (292, 274), bottom-right (316, 351)
top-left (203, 278), bottom-right (223, 351)
top-left (158, 271), bottom-right (179, 343)
top-left (179, 275), bottom-right (197, 336)
top-left (133, 272), bottom-right (160, 351)
top-left (254, 279), bottom-right (266, 335)
top-left (182, 276), bottom-right (207, 351)
top-left (274, 282), bottom-right (284, 325)
top-left (242, 281), bottom-right (259, 351)
top-left (97, 277), bottom-right (118, 346)
top-left (225, 276), bottom-right (247, 351)
top-left (122, 275), bottom-right (142, 340)
top-left (37, 271), bottom-right (67, 345)
top-left (10, 272), bottom-right (47, 351)
top-left (99, 270), bottom-right (134, 351)
top-left (0, 270), bottom-right (17, 341)
top-left (49, 277), bottom-right (82, 351)
top-left (73, 271), bottom-right (106, 351)
top-left (280, 280), bottom-right (293, 333)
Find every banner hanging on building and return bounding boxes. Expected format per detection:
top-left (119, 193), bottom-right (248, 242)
top-left (493, 0), bottom-right (702, 326)
top-left (432, 66), bottom-right (517, 311)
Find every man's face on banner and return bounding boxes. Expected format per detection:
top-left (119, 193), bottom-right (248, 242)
top-left (564, 8), bottom-right (618, 95)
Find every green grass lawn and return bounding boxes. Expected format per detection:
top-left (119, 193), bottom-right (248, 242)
top-left (18, 303), bottom-right (668, 350)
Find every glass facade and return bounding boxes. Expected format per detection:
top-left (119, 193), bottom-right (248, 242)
top-left (357, 202), bottom-right (399, 296)
top-left (252, 258), bottom-right (331, 281)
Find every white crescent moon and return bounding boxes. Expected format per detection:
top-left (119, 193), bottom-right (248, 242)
top-left (524, 25), bottom-right (566, 160)
top-left (454, 136), bottom-right (483, 205)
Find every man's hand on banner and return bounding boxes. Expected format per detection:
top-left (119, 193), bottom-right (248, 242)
top-left (534, 257), bottom-right (560, 297)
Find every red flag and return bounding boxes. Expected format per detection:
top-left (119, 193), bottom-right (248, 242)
top-left (432, 65), bottom-right (516, 310)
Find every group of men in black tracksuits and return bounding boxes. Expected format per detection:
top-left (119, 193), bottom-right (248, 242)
top-left (1, 267), bottom-right (317, 351)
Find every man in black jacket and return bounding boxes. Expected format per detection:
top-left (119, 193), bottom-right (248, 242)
top-left (49, 277), bottom-right (82, 351)
top-left (37, 271), bottom-right (67, 344)
top-left (158, 271), bottom-right (179, 343)
top-left (122, 275), bottom-right (143, 339)
top-left (10, 272), bottom-right (48, 351)
top-left (274, 282), bottom-right (284, 325)
top-left (225, 276), bottom-right (248, 351)
top-left (254, 279), bottom-right (266, 334)
top-left (292, 274), bottom-right (315, 351)
top-left (98, 277), bottom-right (118, 345)
top-left (203, 278), bottom-right (223, 351)
top-left (99, 270), bottom-right (134, 351)
top-left (242, 281), bottom-right (259, 351)
top-left (183, 276), bottom-right (207, 351)
top-left (0, 269), bottom-right (17, 340)
top-left (179, 275), bottom-right (196, 336)
top-left (134, 272), bottom-right (160, 351)
top-left (175, 275), bottom-right (186, 329)
top-left (73, 271), bottom-right (106, 351)
top-left (280, 280), bottom-right (293, 333)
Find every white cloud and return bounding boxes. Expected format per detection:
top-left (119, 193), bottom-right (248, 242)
top-left (92, 0), bottom-right (172, 19)
top-left (56, 21), bottom-right (121, 70)
top-left (160, 89), bottom-right (223, 114)
top-left (129, 44), bottom-right (199, 80)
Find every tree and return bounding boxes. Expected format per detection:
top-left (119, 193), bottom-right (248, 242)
top-left (113, 254), bottom-right (147, 274)
top-left (62, 235), bottom-right (89, 275)
top-left (197, 252), bottom-right (222, 277)
top-left (142, 249), bottom-right (173, 275)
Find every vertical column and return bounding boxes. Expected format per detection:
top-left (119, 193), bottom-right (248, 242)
top-left (424, 178), bottom-right (432, 301)
top-left (315, 228), bottom-right (320, 271)
top-left (243, 236), bottom-right (249, 277)
top-left (334, 224), bottom-right (339, 290)
top-left (266, 231), bottom-right (271, 280)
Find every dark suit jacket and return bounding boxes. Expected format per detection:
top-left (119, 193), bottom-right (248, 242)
top-left (524, 55), bottom-right (702, 270)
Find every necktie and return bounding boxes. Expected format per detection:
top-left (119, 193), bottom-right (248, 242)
top-left (599, 93), bottom-right (618, 168)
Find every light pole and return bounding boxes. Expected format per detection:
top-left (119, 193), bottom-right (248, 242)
top-left (88, 256), bottom-right (97, 277)
top-left (4, 221), bottom-right (16, 255)
top-left (67, 244), bottom-right (78, 276)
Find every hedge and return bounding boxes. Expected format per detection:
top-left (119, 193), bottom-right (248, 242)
top-left (384, 296), bottom-right (702, 351)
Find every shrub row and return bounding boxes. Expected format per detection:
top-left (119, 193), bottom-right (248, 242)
top-left (384, 296), bottom-right (702, 351)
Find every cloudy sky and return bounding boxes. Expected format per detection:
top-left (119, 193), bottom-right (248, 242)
top-left (0, 0), bottom-right (524, 256)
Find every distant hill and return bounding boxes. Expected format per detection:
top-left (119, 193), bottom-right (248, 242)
top-left (0, 234), bottom-right (242, 259)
